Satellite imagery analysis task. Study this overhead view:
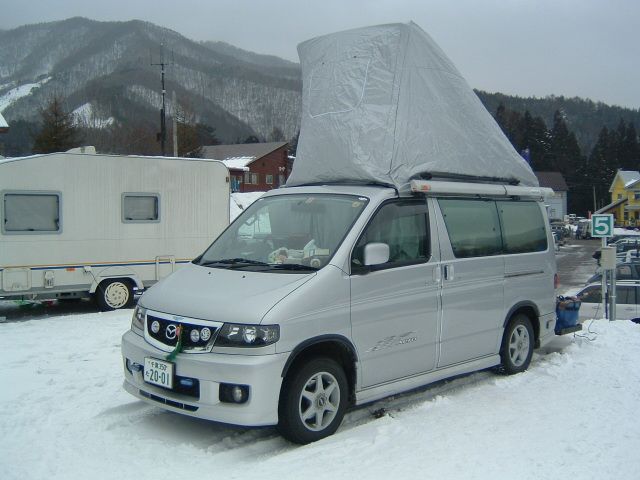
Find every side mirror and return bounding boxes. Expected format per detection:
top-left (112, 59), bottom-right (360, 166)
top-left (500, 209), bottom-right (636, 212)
top-left (364, 243), bottom-right (390, 266)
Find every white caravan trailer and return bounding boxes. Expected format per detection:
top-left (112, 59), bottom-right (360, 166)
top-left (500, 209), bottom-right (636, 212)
top-left (0, 152), bottom-right (230, 310)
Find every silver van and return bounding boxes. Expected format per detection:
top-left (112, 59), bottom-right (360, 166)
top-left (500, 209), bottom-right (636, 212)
top-left (121, 180), bottom-right (557, 443)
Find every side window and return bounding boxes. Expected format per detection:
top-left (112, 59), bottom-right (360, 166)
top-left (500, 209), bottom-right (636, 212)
top-left (122, 193), bottom-right (160, 223)
top-left (2, 191), bottom-right (61, 234)
top-left (438, 199), bottom-right (501, 258)
top-left (617, 286), bottom-right (635, 305)
top-left (498, 201), bottom-right (548, 253)
top-left (617, 265), bottom-right (633, 280)
top-left (578, 286), bottom-right (601, 304)
top-left (351, 200), bottom-right (429, 270)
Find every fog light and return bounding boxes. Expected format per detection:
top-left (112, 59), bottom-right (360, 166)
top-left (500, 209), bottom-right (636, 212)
top-left (219, 383), bottom-right (249, 404)
top-left (126, 359), bottom-right (143, 373)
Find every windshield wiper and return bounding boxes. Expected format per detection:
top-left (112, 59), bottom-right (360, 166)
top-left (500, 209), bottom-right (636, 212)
top-left (198, 258), bottom-right (270, 268)
top-left (267, 264), bottom-right (318, 271)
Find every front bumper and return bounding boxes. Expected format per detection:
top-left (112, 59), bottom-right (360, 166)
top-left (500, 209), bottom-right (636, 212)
top-left (121, 330), bottom-right (288, 426)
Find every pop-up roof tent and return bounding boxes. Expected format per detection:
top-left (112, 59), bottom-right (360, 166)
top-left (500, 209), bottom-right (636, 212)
top-left (287, 22), bottom-right (539, 190)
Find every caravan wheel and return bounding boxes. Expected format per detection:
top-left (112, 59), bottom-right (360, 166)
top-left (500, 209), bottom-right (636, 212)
top-left (96, 279), bottom-right (133, 311)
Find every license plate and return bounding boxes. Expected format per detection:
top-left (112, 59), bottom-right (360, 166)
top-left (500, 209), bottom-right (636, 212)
top-left (144, 357), bottom-right (174, 389)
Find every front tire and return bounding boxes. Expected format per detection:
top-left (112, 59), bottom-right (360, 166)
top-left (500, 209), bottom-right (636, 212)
top-left (278, 357), bottom-right (348, 444)
top-left (95, 279), bottom-right (133, 311)
top-left (499, 314), bottom-right (534, 374)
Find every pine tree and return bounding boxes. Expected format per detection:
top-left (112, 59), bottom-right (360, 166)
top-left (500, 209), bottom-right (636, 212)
top-left (547, 110), bottom-right (583, 175)
top-left (32, 96), bottom-right (82, 153)
top-left (587, 127), bottom-right (616, 210)
top-left (516, 111), bottom-right (551, 170)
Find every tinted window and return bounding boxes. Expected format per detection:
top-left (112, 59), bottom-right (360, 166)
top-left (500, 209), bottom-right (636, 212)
top-left (3, 192), bottom-right (60, 233)
top-left (352, 200), bottom-right (429, 270)
top-left (438, 199), bottom-right (501, 258)
top-left (498, 201), bottom-right (547, 254)
top-left (123, 194), bottom-right (159, 222)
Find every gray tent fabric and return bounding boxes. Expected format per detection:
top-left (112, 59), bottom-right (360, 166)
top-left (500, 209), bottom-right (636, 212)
top-left (287, 22), bottom-right (539, 189)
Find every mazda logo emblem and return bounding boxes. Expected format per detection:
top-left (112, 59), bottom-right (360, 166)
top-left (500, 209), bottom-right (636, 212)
top-left (165, 324), bottom-right (177, 340)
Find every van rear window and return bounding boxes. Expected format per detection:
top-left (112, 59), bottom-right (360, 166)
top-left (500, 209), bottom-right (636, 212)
top-left (498, 201), bottom-right (547, 254)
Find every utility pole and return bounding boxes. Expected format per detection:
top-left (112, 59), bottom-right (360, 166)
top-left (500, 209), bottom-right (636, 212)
top-left (151, 44), bottom-right (173, 156)
top-left (172, 91), bottom-right (178, 157)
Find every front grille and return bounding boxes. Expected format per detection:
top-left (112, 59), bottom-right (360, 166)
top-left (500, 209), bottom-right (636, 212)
top-left (146, 314), bottom-right (219, 352)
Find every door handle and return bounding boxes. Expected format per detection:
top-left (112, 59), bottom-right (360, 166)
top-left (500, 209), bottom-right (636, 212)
top-left (444, 264), bottom-right (454, 281)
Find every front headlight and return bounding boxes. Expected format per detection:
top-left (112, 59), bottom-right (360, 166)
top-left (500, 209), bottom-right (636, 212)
top-left (131, 306), bottom-right (146, 334)
top-left (214, 323), bottom-right (279, 347)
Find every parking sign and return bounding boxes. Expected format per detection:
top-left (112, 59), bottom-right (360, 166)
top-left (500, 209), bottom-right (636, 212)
top-left (591, 214), bottom-right (614, 238)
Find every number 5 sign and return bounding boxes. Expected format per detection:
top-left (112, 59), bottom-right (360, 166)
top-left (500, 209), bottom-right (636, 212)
top-left (591, 214), bottom-right (614, 238)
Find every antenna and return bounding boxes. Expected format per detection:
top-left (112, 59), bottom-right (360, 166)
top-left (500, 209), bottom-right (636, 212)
top-left (150, 43), bottom-right (174, 156)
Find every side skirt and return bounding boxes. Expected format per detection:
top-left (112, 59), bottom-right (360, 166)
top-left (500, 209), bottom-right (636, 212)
top-left (355, 355), bottom-right (500, 405)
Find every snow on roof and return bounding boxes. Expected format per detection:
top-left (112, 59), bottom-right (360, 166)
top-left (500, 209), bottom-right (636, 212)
top-left (620, 170), bottom-right (640, 188)
top-left (201, 142), bottom-right (288, 161)
top-left (0, 111), bottom-right (7, 131)
top-left (222, 156), bottom-right (255, 171)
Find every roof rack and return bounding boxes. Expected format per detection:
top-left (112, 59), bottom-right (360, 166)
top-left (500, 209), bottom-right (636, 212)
top-left (410, 180), bottom-right (553, 200)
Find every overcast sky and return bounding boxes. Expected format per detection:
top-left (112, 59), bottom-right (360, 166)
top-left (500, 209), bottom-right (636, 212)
top-left (2, 0), bottom-right (638, 109)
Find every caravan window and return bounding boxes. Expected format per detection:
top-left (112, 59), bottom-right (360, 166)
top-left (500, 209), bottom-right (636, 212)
top-left (122, 194), bottom-right (160, 223)
top-left (2, 191), bottom-right (61, 234)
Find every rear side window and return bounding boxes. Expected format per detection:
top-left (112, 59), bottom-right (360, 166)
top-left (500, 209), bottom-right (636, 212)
top-left (497, 201), bottom-right (547, 253)
top-left (438, 199), bottom-right (502, 258)
top-left (2, 192), bottom-right (61, 234)
top-left (122, 193), bottom-right (160, 223)
top-left (352, 200), bottom-right (429, 270)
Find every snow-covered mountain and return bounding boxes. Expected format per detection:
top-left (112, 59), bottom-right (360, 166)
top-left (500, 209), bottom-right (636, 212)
top-left (0, 17), bottom-right (302, 142)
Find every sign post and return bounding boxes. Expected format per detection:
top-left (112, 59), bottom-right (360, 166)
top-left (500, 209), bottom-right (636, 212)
top-left (591, 214), bottom-right (615, 320)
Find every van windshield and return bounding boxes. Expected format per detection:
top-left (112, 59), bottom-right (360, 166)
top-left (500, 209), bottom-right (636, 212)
top-left (196, 194), bottom-right (369, 272)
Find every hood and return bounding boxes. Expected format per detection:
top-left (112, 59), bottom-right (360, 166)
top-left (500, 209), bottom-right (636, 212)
top-left (139, 263), bottom-right (315, 324)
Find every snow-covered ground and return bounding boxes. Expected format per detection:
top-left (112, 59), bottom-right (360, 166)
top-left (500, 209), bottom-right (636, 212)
top-left (72, 102), bottom-right (115, 128)
top-left (1, 309), bottom-right (639, 480)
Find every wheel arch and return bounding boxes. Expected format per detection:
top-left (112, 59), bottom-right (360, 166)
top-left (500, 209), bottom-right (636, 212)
top-left (281, 335), bottom-right (358, 403)
top-left (90, 271), bottom-right (143, 293)
top-left (503, 301), bottom-right (540, 346)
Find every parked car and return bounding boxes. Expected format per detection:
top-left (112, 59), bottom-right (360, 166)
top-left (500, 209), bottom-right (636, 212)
top-left (576, 281), bottom-right (640, 322)
top-left (576, 220), bottom-right (591, 239)
top-left (613, 238), bottom-right (640, 253)
top-left (621, 250), bottom-right (640, 263)
top-left (551, 222), bottom-right (570, 245)
top-left (121, 180), bottom-right (557, 444)
top-left (587, 262), bottom-right (640, 283)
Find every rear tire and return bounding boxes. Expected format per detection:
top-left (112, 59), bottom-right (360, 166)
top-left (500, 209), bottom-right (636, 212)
top-left (499, 314), bottom-right (534, 375)
top-left (95, 279), bottom-right (133, 311)
top-left (278, 357), bottom-right (348, 444)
